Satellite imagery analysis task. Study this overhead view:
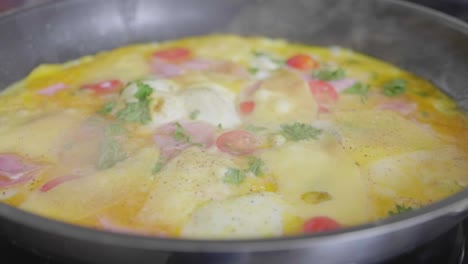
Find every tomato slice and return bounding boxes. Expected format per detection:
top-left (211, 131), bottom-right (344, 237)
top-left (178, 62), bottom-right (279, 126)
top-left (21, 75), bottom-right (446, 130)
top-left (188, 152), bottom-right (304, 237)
top-left (239, 101), bottom-right (255, 115)
top-left (216, 130), bottom-right (258, 156)
top-left (308, 80), bottom-right (339, 103)
top-left (40, 175), bottom-right (81, 192)
top-left (286, 54), bottom-right (318, 70)
top-left (152, 47), bottom-right (191, 63)
top-left (303, 216), bottom-right (341, 233)
top-left (82, 79), bottom-right (124, 94)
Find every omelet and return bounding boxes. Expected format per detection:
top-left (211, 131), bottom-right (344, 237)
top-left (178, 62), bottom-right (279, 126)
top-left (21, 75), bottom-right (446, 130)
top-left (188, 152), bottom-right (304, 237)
top-left (0, 35), bottom-right (467, 239)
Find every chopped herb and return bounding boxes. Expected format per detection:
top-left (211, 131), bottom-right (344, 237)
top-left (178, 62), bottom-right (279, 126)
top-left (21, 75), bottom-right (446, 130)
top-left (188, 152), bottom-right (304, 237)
top-left (189, 110), bottom-right (200, 120)
top-left (217, 123), bottom-right (223, 129)
top-left (301, 191), bottom-right (332, 204)
top-left (245, 124), bottom-right (266, 132)
top-left (344, 82), bottom-right (369, 96)
top-left (382, 79), bottom-right (406, 97)
top-left (98, 101), bottom-right (116, 115)
top-left (104, 123), bottom-right (126, 137)
top-left (312, 67), bottom-right (346, 81)
top-left (97, 138), bottom-right (127, 170)
top-left (252, 51), bottom-right (284, 65)
top-left (134, 81), bottom-right (153, 101)
top-left (173, 122), bottom-right (192, 143)
top-left (421, 111), bottom-right (430, 118)
top-left (248, 68), bottom-right (259, 74)
top-left (252, 50), bottom-right (264, 57)
top-left (152, 156), bottom-right (165, 175)
top-left (246, 157), bottom-right (265, 177)
top-left (223, 168), bottom-right (246, 185)
top-left (116, 100), bottom-right (152, 124)
top-left (343, 82), bottom-right (370, 103)
top-left (388, 204), bottom-right (413, 216)
top-left (280, 123), bottom-right (321, 141)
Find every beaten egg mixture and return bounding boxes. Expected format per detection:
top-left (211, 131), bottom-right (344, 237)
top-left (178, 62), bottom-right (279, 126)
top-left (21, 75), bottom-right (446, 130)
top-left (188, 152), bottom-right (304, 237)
top-left (0, 35), bottom-right (467, 238)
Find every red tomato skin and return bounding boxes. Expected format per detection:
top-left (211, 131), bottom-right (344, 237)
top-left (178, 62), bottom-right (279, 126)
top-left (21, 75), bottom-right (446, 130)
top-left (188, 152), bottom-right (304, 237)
top-left (216, 130), bottom-right (258, 156)
top-left (239, 101), bottom-right (255, 115)
top-left (81, 79), bottom-right (124, 94)
top-left (39, 175), bottom-right (81, 192)
top-left (303, 216), bottom-right (341, 233)
top-left (152, 47), bottom-right (191, 63)
top-left (308, 80), bottom-right (339, 103)
top-left (286, 54), bottom-right (318, 70)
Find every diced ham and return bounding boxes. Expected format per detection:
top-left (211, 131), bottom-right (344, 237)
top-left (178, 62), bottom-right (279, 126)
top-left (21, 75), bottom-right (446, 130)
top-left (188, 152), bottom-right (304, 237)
top-left (151, 58), bottom-right (247, 78)
top-left (377, 100), bottom-right (418, 115)
top-left (98, 217), bottom-right (153, 236)
top-left (153, 121), bottom-right (215, 159)
top-left (39, 175), bottom-right (81, 192)
top-left (329, 78), bottom-right (356, 93)
top-left (36, 83), bottom-right (67, 96)
top-left (0, 154), bottom-right (41, 188)
top-left (151, 59), bottom-right (186, 77)
top-left (239, 81), bottom-right (262, 101)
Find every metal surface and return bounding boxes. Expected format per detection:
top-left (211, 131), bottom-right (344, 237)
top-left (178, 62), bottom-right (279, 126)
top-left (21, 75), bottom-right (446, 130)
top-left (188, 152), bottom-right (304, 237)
top-left (0, 0), bottom-right (468, 263)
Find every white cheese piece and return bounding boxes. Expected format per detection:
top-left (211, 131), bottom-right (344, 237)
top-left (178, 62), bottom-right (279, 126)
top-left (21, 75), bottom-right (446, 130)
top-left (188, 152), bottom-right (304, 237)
top-left (181, 84), bottom-right (241, 129)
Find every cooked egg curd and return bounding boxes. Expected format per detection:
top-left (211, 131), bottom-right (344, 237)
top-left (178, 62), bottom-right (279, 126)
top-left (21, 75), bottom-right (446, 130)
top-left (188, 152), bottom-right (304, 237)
top-left (0, 35), bottom-right (467, 239)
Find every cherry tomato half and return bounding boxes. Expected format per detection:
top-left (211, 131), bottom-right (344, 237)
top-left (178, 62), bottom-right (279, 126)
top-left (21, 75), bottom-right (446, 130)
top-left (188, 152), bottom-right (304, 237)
top-left (286, 54), bottom-right (318, 70)
top-left (303, 216), bottom-right (341, 233)
top-left (152, 47), bottom-right (191, 63)
top-left (308, 80), bottom-right (339, 103)
top-left (239, 101), bottom-right (255, 115)
top-left (216, 130), bottom-right (258, 156)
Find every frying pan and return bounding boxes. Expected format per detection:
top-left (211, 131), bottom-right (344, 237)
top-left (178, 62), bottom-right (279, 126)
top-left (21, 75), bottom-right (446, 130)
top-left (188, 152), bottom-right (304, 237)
top-left (1, 0), bottom-right (468, 263)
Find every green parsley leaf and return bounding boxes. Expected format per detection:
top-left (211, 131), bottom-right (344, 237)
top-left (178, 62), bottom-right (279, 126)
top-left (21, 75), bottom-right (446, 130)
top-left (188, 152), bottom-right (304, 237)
top-left (247, 157), bottom-right (265, 177)
top-left (97, 138), bottom-right (127, 170)
top-left (98, 101), bottom-right (116, 115)
top-left (245, 124), bottom-right (266, 133)
top-left (104, 123), bottom-right (127, 137)
top-left (252, 51), bottom-right (284, 65)
top-left (116, 100), bottom-right (152, 124)
top-left (173, 122), bottom-right (192, 143)
top-left (223, 168), bottom-right (246, 185)
top-left (388, 204), bottom-right (413, 216)
top-left (134, 81), bottom-right (153, 101)
top-left (189, 110), bottom-right (200, 120)
top-left (152, 156), bottom-right (165, 175)
top-left (217, 123), bottom-right (223, 129)
top-left (248, 68), bottom-right (259, 74)
top-left (312, 68), bottom-right (346, 81)
top-left (382, 79), bottom-right (407, 97)
top-left (344, 82), bottom-right (369, 96)
top-left (280, 123), bottom-right (321, 141)
top-left (343, 82), bottom-right (370, 103)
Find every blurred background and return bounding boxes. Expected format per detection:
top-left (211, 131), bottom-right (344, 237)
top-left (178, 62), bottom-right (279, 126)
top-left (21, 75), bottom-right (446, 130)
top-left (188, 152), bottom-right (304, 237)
top-left (1, 0), bottom-right (468, 21)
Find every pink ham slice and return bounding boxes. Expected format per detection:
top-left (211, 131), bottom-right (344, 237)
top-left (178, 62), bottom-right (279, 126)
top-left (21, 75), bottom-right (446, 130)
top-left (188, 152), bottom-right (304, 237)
top-left (329, 78), bottom-right (356, 93)
top-left (153, 121), bottom-right (215, 160)
top-left (151, 58), bottom-right (247, 78)
top-left (39, 175), bottom-right (81, 192)
top-left (99, 217), bottom-right (167, 237)
top-left (36, 83), bottom-right (67, 96)
top-left (98, 217), bottom-right (153, 236)
top-left (0, 154), bottom-right (41, 188)
top-left (377, 100), bottom-right (418, 115)
top-left (239, 81), bottom-right (262, 101)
